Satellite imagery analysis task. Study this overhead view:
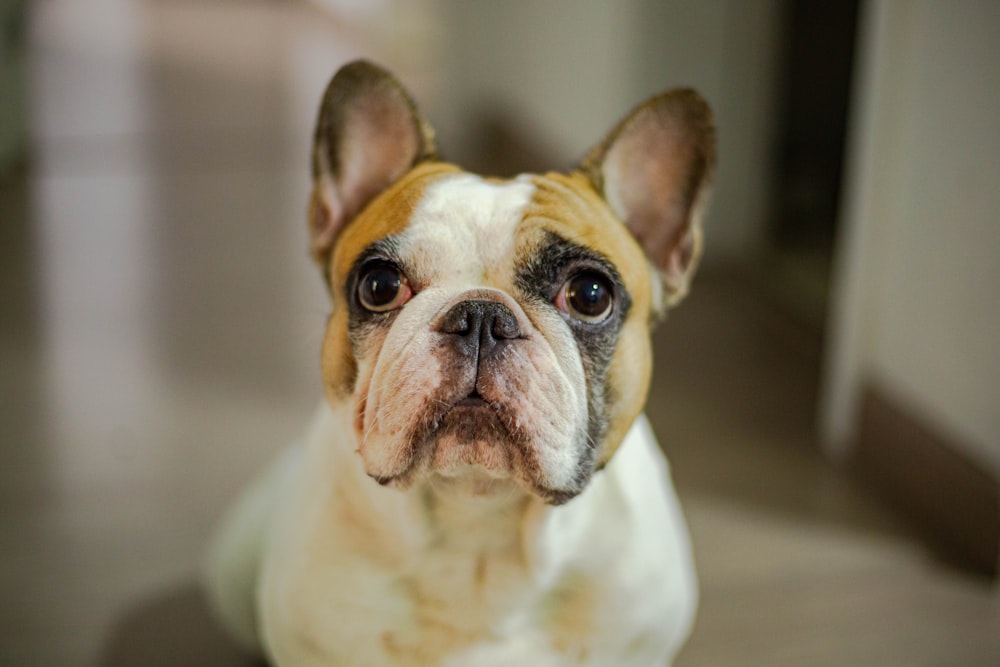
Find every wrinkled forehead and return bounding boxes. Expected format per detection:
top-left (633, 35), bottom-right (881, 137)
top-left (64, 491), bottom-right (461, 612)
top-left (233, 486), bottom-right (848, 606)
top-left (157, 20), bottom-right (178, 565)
top-left (330, 162), bottom-right (651, 299)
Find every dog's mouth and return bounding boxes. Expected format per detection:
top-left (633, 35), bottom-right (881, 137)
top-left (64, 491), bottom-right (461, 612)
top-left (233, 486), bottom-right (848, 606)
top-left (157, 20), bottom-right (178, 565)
top-left (452, 390), bottom-right (491, 409)
top-left (356, 307), bottom-right (592, 505)
top-left (367, 389), bottom-right (580, 505)
top-left (421, 390), bottom-right (517, 471)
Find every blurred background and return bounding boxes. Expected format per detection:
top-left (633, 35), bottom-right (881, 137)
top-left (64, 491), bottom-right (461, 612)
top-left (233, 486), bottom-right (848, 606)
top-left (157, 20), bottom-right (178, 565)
top-left (1, 0), bottom-right (998, 665)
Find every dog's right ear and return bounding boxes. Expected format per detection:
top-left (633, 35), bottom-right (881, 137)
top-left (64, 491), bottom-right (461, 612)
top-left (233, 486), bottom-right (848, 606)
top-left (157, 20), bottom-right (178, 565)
top-left (309, 60), bottom-right (437, 267)
top-left (579, 89), bottom-right (715, 311)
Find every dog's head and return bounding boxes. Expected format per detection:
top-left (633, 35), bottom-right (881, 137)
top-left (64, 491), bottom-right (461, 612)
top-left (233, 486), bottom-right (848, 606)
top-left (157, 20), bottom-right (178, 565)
top-left (309, 61), bottom-right (714, 505)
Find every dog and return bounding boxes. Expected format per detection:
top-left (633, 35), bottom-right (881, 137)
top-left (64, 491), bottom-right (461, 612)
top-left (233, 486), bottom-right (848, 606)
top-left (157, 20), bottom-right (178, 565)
top-left (205, 59), bottom-right (715, 667)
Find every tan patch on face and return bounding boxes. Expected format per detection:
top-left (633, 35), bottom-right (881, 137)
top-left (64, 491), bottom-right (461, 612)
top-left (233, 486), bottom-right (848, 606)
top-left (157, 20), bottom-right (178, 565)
top-left (522, 171), bottom-right (657, 466)
top-left (320, 162), bottom-right (462, 398)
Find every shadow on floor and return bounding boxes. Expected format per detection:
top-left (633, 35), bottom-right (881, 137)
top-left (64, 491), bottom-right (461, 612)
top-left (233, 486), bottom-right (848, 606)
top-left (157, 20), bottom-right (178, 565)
top-left (649, 269), bottom-right (915, 542)
top-left (96, 581), bottom-right (265, 667)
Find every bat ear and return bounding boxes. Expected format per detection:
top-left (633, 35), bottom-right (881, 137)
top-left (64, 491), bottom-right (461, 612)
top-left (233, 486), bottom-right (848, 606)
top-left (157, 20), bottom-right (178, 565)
top-left (579, 89), bottom-right (716, 308)
top-left (308, 60), bottom-right (437, 267)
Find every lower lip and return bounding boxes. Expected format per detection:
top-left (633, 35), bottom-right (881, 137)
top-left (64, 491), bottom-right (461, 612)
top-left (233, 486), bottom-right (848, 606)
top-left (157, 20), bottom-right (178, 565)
top-left (454, 396), bottom-right (491, 409)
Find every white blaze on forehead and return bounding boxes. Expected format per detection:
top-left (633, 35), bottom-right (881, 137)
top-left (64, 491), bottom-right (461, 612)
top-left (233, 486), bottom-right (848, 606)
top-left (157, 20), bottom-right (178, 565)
top-left (398, 174), bottom-right (535, 286)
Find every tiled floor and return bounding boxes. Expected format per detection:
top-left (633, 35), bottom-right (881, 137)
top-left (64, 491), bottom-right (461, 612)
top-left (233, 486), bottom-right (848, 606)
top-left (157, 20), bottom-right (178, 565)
top-left (2, 2), bottom-right (998, 666)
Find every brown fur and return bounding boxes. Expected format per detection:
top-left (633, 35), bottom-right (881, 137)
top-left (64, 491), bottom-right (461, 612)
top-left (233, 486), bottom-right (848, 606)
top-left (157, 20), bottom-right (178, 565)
top-left (521, 171), bottom-right (656, 465)
top-left (321, 162), bottom-right (461, 398)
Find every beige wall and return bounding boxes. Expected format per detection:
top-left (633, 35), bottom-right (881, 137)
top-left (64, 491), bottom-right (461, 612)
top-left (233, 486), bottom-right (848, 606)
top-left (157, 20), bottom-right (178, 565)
top-left (434, 0), bottom-right (785, 263)
top-left (822, 1), bottom-right (1000, 472)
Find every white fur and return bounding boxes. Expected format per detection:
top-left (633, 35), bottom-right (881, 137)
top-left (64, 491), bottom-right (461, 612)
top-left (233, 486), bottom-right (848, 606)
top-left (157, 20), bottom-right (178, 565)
top-left (204, 174), bottom-right (698, 665)
top-left (396, 174), bottom-right (534, 289)
top-left (206, 406), bottom-right (697, 666)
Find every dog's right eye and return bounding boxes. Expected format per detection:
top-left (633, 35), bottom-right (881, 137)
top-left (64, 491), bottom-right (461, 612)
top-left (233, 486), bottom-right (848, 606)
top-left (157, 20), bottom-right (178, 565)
top-left (357, 262), bottom-right (412, 312)
top-left (556, 270), bottom-right (615, 323)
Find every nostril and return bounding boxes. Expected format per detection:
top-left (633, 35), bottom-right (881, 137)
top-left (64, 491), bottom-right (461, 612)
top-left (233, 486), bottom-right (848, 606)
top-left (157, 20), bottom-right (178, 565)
top-left (439, 300), bottom-right (519, 336)
top-left (438, 299), bottom-right (521, 360)
top-left (439, 304), bottom-right (474, 336)
top-left (490, 310), bottom-right (521, 340)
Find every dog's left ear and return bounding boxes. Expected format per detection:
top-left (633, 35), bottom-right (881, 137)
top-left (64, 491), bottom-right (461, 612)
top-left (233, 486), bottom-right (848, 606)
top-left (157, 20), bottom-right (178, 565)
top-left (580, 89), bottom-right (716, 308)
top-left (309, 60), bottom-right (437, 267)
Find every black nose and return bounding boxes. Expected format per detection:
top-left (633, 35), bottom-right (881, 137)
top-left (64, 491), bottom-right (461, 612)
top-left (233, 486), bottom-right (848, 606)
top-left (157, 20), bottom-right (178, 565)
top-left (438, 300), bottom-right (522, 360)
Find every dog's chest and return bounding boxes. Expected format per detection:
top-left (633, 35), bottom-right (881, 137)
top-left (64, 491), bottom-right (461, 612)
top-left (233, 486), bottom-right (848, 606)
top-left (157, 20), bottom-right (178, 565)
top-left (266, 490), bottom-right (565, 666)
top-left (379, 534), bottom-right (538, 663)
top-left (258, 416), bottom-right (694, 667)
top-left (302, 541), bottom-right (608, 667)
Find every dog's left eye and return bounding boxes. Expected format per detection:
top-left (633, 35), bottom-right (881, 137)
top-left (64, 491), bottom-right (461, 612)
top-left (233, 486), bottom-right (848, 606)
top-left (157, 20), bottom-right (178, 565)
top-left (556, 271), bottom-right (614, 323)
top-left (357, 262), bottom-right (412, 312)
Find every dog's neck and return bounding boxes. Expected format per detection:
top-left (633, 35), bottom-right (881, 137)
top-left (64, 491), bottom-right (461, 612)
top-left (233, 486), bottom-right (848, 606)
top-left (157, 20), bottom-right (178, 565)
top-left (415, 476), bottom-right (543, 556)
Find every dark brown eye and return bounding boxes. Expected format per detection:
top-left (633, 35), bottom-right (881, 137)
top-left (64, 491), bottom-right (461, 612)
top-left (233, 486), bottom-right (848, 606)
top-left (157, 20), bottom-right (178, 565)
top-left (357, 262), bottom-right (411, 312)
top-left (558, 271), bottom-right (614, 323)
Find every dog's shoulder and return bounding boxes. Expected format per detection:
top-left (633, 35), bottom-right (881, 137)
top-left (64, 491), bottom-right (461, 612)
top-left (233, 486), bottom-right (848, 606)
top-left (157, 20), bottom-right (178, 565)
top-left (533, 415), bottom-right (698, 655)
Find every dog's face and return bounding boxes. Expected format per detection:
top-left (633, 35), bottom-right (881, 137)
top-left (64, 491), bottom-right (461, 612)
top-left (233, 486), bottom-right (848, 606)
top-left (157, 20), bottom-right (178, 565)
top-left (308, 61), bottom-right (715, 504)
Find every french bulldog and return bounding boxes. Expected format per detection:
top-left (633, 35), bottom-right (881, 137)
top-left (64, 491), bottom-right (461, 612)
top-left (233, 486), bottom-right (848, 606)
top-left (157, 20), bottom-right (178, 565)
top-left (206, 59), bottom-right (715, 667)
